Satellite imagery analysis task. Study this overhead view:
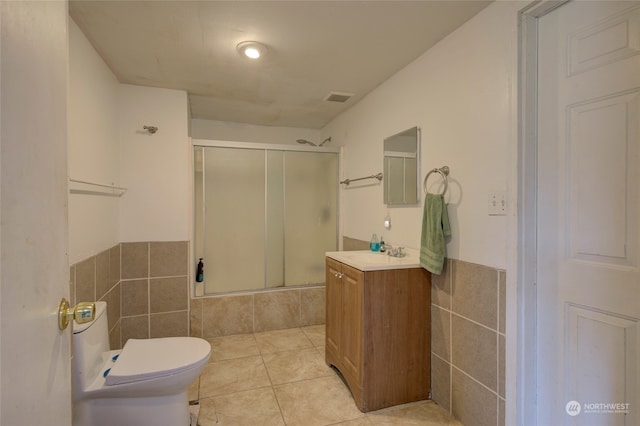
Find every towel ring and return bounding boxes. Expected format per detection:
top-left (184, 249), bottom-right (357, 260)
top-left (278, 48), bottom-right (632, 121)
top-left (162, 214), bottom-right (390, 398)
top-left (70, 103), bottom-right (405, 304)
top-left (423, 166), bottom-right (450, 195)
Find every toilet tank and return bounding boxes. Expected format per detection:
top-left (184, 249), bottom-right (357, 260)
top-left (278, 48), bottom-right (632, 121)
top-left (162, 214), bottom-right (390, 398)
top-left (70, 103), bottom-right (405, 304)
top-left (72, 301), bottom-right (110, 391)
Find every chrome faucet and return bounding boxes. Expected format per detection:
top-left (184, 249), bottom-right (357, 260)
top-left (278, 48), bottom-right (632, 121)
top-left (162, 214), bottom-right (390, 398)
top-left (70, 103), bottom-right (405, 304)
top-left (385, 245), bottom-right (405, 258)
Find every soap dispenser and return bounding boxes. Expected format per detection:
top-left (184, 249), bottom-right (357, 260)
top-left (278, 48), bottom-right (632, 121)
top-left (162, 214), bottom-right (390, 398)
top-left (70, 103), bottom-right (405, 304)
top-left (196, 258), bottom-right (204, 282)
top-left (370, 234), bottom-right (380, 252)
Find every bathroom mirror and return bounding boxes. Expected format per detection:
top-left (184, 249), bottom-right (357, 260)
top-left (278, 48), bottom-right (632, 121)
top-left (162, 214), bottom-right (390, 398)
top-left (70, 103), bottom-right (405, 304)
top-left (383, 126), bottom-right (420, 205)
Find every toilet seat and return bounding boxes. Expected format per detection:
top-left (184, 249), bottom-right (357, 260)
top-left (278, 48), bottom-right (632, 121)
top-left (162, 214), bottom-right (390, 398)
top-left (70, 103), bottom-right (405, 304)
top-left (105, 337), bottom-right (211, 386)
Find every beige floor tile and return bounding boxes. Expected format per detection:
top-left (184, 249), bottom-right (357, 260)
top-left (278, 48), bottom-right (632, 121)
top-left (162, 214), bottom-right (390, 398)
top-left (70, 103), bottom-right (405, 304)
top-left (367, 400), bottom-right (462, 425)
top-left (197, 328), bottom-right (462, 426)
top-left (273, 374), bottom-right (365, 426)
top-left (207, 333), bottom-right (260, 362)
top-left (199, 356), bottom-right (271, 398)
top-left (195, 397), bottom-right (217, 426)
top-left (262, 347), bottom-right (333, 385)
top-left (213, 387), bottom-right (285, 425)
top-left (254, 328), bottom-right (313, 354)
top-left (301, 324), bottom-right (326, 348)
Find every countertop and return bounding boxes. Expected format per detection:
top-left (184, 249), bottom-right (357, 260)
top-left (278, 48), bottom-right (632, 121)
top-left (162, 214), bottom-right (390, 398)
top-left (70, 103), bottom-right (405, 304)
top-left (325, 248), bottom-right (421, 271)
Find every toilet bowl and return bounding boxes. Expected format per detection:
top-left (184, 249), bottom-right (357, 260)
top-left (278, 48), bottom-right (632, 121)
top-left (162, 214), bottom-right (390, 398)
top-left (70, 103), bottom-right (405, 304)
top-left (72, 301), bottom-right (211, 426)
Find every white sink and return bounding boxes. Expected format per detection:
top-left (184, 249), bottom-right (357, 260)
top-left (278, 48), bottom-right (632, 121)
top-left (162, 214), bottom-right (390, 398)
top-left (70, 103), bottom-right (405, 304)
top-left (326, 248), bottom-right (421, 271)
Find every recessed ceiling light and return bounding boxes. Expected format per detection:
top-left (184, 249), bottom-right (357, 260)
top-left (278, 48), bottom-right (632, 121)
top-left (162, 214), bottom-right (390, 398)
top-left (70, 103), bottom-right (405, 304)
top-left (236, 41), bottom-right (266, 60)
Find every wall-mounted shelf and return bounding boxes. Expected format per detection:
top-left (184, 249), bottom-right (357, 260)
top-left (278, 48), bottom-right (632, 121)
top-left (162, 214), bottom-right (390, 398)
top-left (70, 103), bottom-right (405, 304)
top-left (68, 178), bottom-right (127, 197)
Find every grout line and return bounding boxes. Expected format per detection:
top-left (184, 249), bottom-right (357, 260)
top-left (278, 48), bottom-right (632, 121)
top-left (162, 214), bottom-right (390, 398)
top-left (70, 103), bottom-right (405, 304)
top-left (147, 242), bottom-right (151, 338)
top-left (451, 365), bottom-right (501, 400)
top-left (251, 293), bottom-right (256, 333)
top-left (431, 351), bottom-right (450, 365)
top-left (298, 289), bottom-right (302, 328)
top-left (450, 311), bottom-right (499, 334)
top-left (120, 274), bottom-right (189, 282)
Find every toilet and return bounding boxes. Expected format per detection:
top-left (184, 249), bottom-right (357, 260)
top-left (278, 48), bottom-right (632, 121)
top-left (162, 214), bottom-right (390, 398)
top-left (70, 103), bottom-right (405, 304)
top-left (72, 301), bottom-right (211, 426)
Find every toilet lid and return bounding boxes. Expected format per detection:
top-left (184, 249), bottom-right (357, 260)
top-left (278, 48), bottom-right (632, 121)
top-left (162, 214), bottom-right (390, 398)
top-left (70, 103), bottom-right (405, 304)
top-left (105, 337), bottom-right (211, 386)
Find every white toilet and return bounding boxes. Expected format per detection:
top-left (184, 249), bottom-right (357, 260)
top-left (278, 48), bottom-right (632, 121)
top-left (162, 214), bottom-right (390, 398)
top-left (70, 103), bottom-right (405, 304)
top-left (72, 301), bottom-right (211, 426)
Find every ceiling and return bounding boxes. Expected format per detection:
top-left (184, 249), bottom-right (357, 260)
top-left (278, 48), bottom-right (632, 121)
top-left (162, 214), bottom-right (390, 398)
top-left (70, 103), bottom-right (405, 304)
top-left (70, 1), bottom-right (492, 129)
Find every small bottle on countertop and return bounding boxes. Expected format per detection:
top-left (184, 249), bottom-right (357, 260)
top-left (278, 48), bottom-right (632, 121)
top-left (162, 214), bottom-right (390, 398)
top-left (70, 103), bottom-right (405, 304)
top-left (370, 233), bottom-right (380, 252)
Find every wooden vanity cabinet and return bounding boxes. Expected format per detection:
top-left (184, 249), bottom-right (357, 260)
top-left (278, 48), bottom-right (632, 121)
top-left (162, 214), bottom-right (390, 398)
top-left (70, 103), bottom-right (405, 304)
top-left (325, 257), bottom-right (431, 412)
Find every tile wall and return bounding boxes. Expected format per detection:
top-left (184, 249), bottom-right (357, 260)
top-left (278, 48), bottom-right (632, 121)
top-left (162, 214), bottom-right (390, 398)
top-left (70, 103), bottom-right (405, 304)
top-left (190, 286), bottom-right (325, 338)
top-left (342, 236), bottom-right (371, 251)
top-left (71, 244), bottom-right (122, 349)
top-left (70, 241), bottom-right (190, 349)
top-left (71, 236), bottom-right (505, 424)
top-left (431, 258), bottom-right (506, 426)
top-left (71, 240), bottom-right (326, 347)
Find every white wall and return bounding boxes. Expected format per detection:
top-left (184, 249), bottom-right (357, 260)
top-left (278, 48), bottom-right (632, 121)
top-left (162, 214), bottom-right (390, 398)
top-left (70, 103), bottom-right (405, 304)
top-left (191, 118), bottom-right (321, 145)
top-left (324, 1), bottom-right (522, 270)
top-left (69, 24), bottom-right (191, 257)
top-left (119, 85), bottom-right (190, 243)
top-left (68, 19), bottom-right (121, 264)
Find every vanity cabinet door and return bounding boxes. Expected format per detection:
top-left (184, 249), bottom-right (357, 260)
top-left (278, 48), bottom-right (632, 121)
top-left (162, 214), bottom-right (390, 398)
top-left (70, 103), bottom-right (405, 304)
top-left (325, 258), bottom-right (364, 394)
top-left (339, 264), bottom-right (363, 383)
top-left (325, 259), bottom-right (342, 357)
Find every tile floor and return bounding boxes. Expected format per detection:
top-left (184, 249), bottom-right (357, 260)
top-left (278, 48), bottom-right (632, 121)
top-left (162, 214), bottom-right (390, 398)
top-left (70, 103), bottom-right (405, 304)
top-left (188, 325), bottom-right (462, 426)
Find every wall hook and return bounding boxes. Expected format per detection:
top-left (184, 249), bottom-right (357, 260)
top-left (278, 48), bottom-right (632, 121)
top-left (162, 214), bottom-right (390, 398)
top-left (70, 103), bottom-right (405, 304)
top-left (143, 125), bottom-right (158, 134)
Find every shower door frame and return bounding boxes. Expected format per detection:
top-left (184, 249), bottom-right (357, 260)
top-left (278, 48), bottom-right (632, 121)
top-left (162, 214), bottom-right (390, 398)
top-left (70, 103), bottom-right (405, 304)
top-left (192, 138), bottom-right (341, 295)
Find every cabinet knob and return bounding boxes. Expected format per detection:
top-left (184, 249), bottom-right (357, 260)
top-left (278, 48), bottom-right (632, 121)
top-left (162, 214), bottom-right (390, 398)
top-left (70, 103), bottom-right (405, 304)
top-left (333, 272), bottom-right (344, 278)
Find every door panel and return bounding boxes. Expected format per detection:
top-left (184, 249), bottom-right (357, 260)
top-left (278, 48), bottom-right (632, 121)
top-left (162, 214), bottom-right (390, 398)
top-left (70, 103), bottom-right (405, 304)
top-left (568, 90), bottom-right (638, 266)
top-left (1, 1), bottom-right (71, 424)
top-left (537, 2), bottom-right (640, 425)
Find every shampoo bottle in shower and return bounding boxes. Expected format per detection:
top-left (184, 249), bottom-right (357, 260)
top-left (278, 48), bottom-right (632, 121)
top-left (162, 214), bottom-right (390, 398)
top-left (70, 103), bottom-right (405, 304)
top-left (370, 234), bottom-right (380, 252)
top-left (196, 258), bottom-right (204, 282)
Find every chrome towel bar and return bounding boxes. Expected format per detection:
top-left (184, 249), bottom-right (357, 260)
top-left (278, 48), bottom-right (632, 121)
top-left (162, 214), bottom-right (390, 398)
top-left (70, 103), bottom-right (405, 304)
top-left (340, 172), bottom-right (383, 186)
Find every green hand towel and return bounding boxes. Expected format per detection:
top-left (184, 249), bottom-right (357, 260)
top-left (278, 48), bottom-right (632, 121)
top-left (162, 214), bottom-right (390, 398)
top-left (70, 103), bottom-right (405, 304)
top-left (420, 193), bottom-right (451, 275)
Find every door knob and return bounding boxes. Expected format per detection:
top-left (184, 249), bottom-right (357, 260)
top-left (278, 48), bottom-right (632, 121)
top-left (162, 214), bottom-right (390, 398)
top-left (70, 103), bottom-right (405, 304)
top-left (58, 298), bottom-right (95, 330)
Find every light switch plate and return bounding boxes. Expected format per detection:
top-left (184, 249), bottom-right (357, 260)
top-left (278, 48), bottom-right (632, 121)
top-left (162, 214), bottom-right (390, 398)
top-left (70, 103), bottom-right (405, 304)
top-left (488, 192), bottom-right (507, 215)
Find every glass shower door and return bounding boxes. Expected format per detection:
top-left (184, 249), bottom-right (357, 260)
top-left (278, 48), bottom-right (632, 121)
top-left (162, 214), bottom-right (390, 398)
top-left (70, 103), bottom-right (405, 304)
top-left (202, 147), bottom-right (265, 293)
top-left (194, 143), bottom-right (338, 294)
top-left (284, 151), bottom-right (337, 286)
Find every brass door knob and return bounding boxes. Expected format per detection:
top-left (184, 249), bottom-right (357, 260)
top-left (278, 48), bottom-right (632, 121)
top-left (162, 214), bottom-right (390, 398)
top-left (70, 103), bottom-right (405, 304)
top-left (58, 298), bottom-right (95, 331)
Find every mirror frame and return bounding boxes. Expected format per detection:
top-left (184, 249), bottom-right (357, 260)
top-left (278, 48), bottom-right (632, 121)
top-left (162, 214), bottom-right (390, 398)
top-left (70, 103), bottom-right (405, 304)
top-left (383, 126), bottom-right (420, 205)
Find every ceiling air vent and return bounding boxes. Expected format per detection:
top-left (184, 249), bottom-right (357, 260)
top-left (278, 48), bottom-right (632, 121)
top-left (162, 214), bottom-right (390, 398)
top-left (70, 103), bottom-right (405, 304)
top-left (323, 91), bottom-right (354, 103)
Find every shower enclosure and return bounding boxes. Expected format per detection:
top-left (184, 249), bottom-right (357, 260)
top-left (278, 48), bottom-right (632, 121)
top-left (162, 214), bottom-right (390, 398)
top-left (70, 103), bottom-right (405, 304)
top-left (193, 140), bottom-right (339, 294)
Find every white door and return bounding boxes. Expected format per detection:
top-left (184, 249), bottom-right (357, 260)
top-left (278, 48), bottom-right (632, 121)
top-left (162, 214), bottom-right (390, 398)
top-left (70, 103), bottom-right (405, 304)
top-left (537, 1), bottom-right (640, 425)
top-left (1, 1), bottom-right (71, 424)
